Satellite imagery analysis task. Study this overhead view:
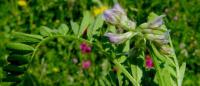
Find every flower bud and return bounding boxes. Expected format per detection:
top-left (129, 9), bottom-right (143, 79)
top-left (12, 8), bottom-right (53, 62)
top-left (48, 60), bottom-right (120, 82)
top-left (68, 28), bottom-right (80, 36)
top-left (160, 45), bottom-right (174, 55)
top-left (80, 42), bottom-right (91, 54)
top-left (149, 15), bottom-right (165, 28)
top-left (104, 32), bottom-right (133, 44)
top-left (142, 29), bottom-right (164, 35)
top-left (145, 34), bottom-right (166, 41)
top-left (103, 10), bottom-right (119, 25)
top-left (145, 55), bottom-right (154, 69)
top-left (121, 19), bottom-right (136, 30)
top-left (82, 60), bottom-right (91, 69)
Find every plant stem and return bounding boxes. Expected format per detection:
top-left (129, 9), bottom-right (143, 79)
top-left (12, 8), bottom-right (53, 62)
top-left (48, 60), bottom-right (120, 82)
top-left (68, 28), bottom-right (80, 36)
top-left (113, 60), bottom-right (139, 86)
top-left (169, 36), bottom-right (181, 86)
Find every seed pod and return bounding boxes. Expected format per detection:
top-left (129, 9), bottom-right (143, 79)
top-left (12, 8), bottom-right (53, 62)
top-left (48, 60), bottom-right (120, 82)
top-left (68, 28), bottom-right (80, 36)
top-left (2, 76), bottom-right (21, 82)
top-left (12, 32), bottom-right (43, 44)
top-left (7, 55), bottom-right (29, 65)
top-left (6, 43), bottom-right (34, 54)
top-left (3, 64), bottom-right (27, 75)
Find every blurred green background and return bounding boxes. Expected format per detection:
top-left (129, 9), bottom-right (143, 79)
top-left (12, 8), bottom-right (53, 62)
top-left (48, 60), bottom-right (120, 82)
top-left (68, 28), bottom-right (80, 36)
top-left (0, 0), bottom-right (200, 86)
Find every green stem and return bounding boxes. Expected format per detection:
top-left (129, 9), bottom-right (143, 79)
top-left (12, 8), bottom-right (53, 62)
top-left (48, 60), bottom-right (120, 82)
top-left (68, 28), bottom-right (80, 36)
top-left (113, 60), bottom-right (139, 86)
top-left (169, 36), bottom-right (181, 86)
top-left (149, 43), bottom-right (165, 86)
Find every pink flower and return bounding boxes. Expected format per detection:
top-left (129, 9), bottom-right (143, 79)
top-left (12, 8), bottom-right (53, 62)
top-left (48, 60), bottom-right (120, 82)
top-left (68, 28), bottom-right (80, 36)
top-left (82, 60), bottom-right (91, 69)
top-left (80, 42), bottom-right (91, 54)
top-left (145, 55), bottom-right (154, 69)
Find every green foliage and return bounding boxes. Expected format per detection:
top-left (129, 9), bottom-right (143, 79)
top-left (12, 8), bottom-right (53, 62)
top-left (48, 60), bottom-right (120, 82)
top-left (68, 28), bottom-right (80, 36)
top-left (0, 0), bottom-right (199, 86)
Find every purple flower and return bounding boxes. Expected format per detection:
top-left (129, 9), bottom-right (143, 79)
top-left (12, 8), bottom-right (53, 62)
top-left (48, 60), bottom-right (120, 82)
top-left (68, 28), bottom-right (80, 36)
top-left (104, 32), bottom-right (133, 44)
top-left (103, 4), bottom-right (125, 25)
top-left (149, 15), bottom-right (165, 28)
top-left (103, 4), bottom-right (136, 30)
top-left (103, 10), bottom-right (118, 25)
top-left (145, 55), bottom-right (154, 69)
top-left (82, 60), bottom-right (91, 69)
top-left (80, 42), bottom-right (91, 54)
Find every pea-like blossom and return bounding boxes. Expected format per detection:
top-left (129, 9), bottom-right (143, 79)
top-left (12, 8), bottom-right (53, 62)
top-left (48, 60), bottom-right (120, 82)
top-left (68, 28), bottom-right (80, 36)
top-left (80, 42), bottom-right (91, 54)
top-left (82, 60), bottom-right (91, 69)
top-left (103, 4), bottom-right (125, 25)
top-left (104, 32), bottom-right (133, 44)
top-left (145, 55), bottom-right (154, 69)
top-left (103, 4), bottom-right (136, 30)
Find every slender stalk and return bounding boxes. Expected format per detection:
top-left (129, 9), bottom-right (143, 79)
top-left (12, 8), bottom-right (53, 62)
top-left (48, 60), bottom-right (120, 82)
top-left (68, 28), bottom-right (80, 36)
top-left (149, 43), bottom-right (165, 86)
top-left (168, 36), bottom-right (181, 86)
top-left (113, 60), bottom-right (139, 86)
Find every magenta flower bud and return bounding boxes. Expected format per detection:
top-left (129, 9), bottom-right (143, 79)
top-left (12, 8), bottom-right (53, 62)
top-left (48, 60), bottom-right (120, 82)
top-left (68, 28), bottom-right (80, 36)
top-left (104, 32), bottom-right (133, 44)
top-left (145, 55), bottom-right (154, 69)
top-left (80, 42), bottom-right (91, 54)
top-left (82, 60), bottom-right (91, 69)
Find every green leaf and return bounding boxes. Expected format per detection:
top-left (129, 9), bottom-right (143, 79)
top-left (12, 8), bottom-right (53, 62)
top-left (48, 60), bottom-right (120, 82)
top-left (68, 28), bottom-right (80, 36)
top-left (113, 60), bottom-right (138, 86)
top-left (93, 14), bottom-right (104, 31)
top-left (162, 68), bottom-right (175, 86)
top-left (117, 56), bottom-right (127, 64)
top-left (87, 14), bottom-right (104, 39)
top-left (79, 11), bottom-right (90, 37)
top-left (150, 49), bottom-right (165, 86)
top-left (131, 65), bottom-right (142, 84)
top-left (151, 44), bottom-right (166, 61)
top-left (58, 24), bottom-right (69, 35)
top-left (166, 66), bottom-right (176, 78)
top-left (40, 26), bottom-right (52, 36)
top-left (12, 32), bottom-right (43, 44)
top-left (179, 62), bottom-right (186, 85)
top-left (99, 79), bottom-right (105, 86)
top-left (148, 12), bottom-right (159, 22)
top-left (21, 73), bottom-right (39, 86)
top-left (117, 70), bottom-right (123, 86)
top-left (102, 77), bottom-right (111, 86)
top-left (40, 26), bottom-right (52, 37)
top-left (95, 80), bottom-right (99, 86)
top-left (108, 25), bottom-right (116, 33)
top-left (70, 21), bottom-right (79, 36)
top-left (123, 40), bottom-right (130, 52)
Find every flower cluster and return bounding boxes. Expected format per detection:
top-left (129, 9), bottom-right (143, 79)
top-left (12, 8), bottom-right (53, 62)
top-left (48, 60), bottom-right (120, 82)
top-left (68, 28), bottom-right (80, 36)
top-left (103, 4), bottom-right (136, 30)
top-left (103, 4), bottom-right (136, 44)
top-left (140, 13), bottom-right (173, 55)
